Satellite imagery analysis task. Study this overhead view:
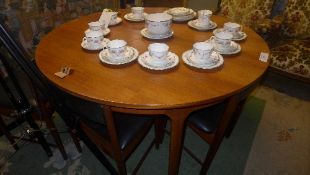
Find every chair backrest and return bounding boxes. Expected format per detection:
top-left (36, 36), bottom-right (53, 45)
top-left (218, 0), bottom-right (274, 30)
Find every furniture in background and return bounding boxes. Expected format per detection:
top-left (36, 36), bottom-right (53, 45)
top-left (0, 55), bottom-right (52, 157)
top-left (34, 7), bottom-right (269, 175)
top-left (217, 0), bottom-right (309, 82)
top-left (1, 20), bottom-right (166, 175)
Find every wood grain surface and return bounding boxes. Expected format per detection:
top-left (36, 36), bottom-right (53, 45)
top-left (35, 8), bottom-right (269, 110)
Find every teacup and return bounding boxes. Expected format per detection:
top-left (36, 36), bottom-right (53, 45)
top-left (192, 42), bottom-right (213, 63)
top-left (110, 12), bottom-right (118, 24)
top-left (211, 31), bottom-right (233, 50)
top-left (146, 13), bottom-right (172, 35)
top-left (83, 30), bottom-right (104, 48)
top-left (107, 39), bottom-right (127, 59)
top-left (223, 22), bottom-right (242, 38)
top-left (131, 7), bottom-right (144, 19)
top-left (88, 21), bottom-right (105, 31)
top-left (197, 10), bottom-right (212, 26)
top-left (148, 43), bottom-right (169, 63)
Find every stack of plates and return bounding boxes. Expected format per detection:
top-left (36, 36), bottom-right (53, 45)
top-left (165, 7), bottom-right (196, 22)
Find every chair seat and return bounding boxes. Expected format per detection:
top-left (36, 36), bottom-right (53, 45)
top-left (188, 102), bottom-right (227, 133)
top-left (82, 113), bottom-right (153, 150)
top-left (270, 39), bottom-right (310, 79)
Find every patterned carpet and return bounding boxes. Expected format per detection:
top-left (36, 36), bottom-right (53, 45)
top-left (0, 85), bottom-right (309, 175)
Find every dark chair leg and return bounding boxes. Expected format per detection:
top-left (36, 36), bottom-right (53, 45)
top-left (0, 116), bottom-right (19, 150)
top-left (199, 139), bottom-right (223, 175)
top-left (69, 129), bottom-right (82, 153)
top-left (225, 99), bottom-right (246, 138)
top-left (45, 117), bottom-right (68, 160)
top-left (154, 118), bottom-right (167, 149)
top-left (25, 113), bottom-right (53, 157)
top-left (77, 127), bottom-right (118, 175)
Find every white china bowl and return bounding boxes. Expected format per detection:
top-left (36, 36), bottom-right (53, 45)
top-left (146, 13), bottom-right (172, 35)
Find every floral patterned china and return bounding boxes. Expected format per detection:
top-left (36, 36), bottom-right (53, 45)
top-left (141, 28), bottom-right (174, 39)
top-left (99, 46), bottom-right (139, 65)
top-left (165, 8), bottom-right (196, 22)
top-left (188, 20), bottom-right (217, 31)
top-left (138, 51), bottom-right (179, 70)
top-left (213, 28), bottom-right (247, 41)
top-left (167, 7), bottom-right (192, 16)
top-left (85, 28), bottom-right (111, 36)
top-left (81, 38), bottom-right (110, 51)
top-left (207, 37), bottom-right (241, 55)
top-left (109, 17), bottom-right (122, 26)
top-left (124, 13), bottom-right (148, 22)
top-left (182, 50), bottom-right (224, 69)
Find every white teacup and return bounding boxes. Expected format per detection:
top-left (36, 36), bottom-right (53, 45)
top-left (223, 22), bottom-right (242, 38)
top-left (88, 21), bottom-right (105, 31)
top-left (110, 12), bottom-right (118, 24)
top-left (131, 7), bottom-right (144, 19)
top-left (148, 43), bottom-right (169, 63)
top-left (192, 42), bottom-right (213, 63)
top-left (146, 13), bottom-right (172, 35)
top-left (83, 30), bottom-right (104, 48)
top-left (107, 39), bottom-right (127, 59)
top-left (211, 31), bottom-right (233, 50)
top-left (197, 10), bottom-right (212, 26)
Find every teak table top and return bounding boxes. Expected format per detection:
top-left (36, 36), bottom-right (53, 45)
top-left (35, 8), bottom-right (269, 110)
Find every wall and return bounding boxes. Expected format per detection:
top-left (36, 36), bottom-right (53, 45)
top-left (187, 0), bottom-right (219, 12)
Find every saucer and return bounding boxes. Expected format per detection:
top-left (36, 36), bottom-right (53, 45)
top-left (167, 7), bottom-right (192, 16)
top-left (99, 46), bottom-right (139, 65)
top-left (124, 13), bottom-right (147, 22)
top-left (81, 38), bottom-right (110, 51)
top-left (138, 51), bottom-right (179, 70)
top-left (182, 50), bottom-right (224, 69)
top-left (188, 20), bottom-right (217, 31)
top-left (208, 38), bottom-right (241, 55)
top-left (213, 28), bottom-right (247, 41)
top-left (85, 28), bottom-right (111, 36)
top-left (141, 28), bottom-right (174, 39)
top-left (109, 17), bottom-right (122, 26)
top-left (165, 9), bottom-right (196, 22)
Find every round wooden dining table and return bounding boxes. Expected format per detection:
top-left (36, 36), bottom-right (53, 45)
top-left (35, 7), bottom-right (269, 175)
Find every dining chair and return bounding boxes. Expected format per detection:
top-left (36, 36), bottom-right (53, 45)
top-left (0, 22), bottom-right (166, 175)
top-left (185, 83), bottom-right (260, 175)
top-left (0, 57), bottom-right (53, 157)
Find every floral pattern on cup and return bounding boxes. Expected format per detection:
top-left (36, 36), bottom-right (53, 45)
top-left (192, 42), bottom-right (214, 63)
top-left (83, 30), bottom-right (104, 48)
top-left (131, 7), bottom-right (144, 19)
top-left (107, 39), bottom-right (127, 59)
top-left (211, 31), bottom-right (233, 50)
top-left (197, 10), bottom-right (213, 27)
top-left (223, 22), bottom-right (242, 38)
top-left (146, 13), bottom-right (172, 35)
top-left (148, 43), bottom-right (169, 64)
top-left (88, 21), bottom-right (105, 31)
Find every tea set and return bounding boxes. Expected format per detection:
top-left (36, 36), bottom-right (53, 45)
top-left (141, 13), bottom-right (174, 39)
top-left (213, 22), bottom-right (247, 41)
top-left (188, 10), bottom-right (217, 31)
top-left (80, 7), bottom-right (247, 70)
top-left (165, 7), bottom-right (196, 22)
top-left (124, 7), bottom-right (148, 22)
top-left (81, 21), bottom-right (110, 51)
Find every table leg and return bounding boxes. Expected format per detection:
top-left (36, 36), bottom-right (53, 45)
top-left (167, 110), bottom-right (191, 175)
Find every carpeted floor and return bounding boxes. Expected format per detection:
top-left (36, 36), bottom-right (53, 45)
top-left (0, 85), bottom-right (309, 175)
